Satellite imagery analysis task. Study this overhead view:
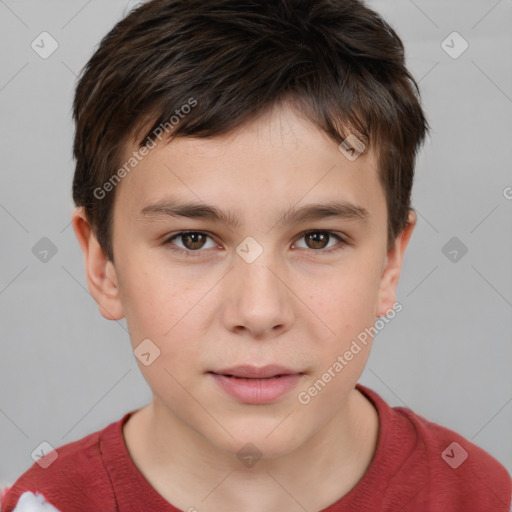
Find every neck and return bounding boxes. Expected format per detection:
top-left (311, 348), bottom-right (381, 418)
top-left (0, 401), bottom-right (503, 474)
top-left (123, 387), bottom-right (379, 512)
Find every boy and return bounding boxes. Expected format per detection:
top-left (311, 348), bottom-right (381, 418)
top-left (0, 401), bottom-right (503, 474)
top-left (2, 0), bottom-right (511, 510)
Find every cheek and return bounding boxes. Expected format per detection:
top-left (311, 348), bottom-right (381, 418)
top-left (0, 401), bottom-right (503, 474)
top-left (117, 258), bottom-right (215, 365)
top-left (115, 256), bottom-right (179, 342)
top-left (317, 259), bottom-right (383, 336)
top-left (297, 265), bottom-right (381, 409)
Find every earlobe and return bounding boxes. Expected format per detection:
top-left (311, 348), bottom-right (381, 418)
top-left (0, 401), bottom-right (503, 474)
top-left (71, 207), bottom-right (124, 321)
top-left (375, 210), bottom-right (416, 317)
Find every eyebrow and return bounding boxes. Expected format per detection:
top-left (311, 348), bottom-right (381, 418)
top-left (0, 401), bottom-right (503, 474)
top-left (139, 198), bottom-right (369, 229)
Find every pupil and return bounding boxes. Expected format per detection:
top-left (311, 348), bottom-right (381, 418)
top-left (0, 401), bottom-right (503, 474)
top-left (186, 233), bottom-right (204, 249)
top-left (308, 232), bottom-right (327, 249)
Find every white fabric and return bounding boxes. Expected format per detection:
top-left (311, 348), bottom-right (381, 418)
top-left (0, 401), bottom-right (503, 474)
top-left (11, 492), bottom-right (61, 512)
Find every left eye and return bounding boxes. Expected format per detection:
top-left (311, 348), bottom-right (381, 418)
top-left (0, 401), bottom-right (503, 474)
top-left (293, 231), bottom-right (344, 251)
top-left (163, 230), bottom-right (346, 256)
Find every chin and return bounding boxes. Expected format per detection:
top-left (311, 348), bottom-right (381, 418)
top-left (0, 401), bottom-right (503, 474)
top-left (210, 421), bottom-right (309, 462)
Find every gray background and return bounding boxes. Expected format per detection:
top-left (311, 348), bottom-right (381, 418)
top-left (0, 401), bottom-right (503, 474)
top-left (1, 0), bottom-right (511, 490)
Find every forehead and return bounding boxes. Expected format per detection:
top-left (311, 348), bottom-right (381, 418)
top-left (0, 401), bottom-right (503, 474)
top-left (113, 104), bottom-right (384, 227)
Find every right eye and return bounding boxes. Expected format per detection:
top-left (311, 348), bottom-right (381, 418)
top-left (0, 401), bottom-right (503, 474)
top-left (163, 231), bottom-right (219, 257)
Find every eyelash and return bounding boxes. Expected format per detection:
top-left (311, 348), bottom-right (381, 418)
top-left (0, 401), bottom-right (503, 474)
top-left (163, 230), bottom-right (348, 258)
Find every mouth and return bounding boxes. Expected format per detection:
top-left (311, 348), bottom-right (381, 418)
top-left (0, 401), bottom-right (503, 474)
top-left (208, 365), bottom-right (305, 404)
top-left (209, 365), bottom-right (303, 379)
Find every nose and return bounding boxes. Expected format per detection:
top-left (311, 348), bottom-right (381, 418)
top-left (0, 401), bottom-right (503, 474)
top-left (221, 249), bottom-right (295, 339)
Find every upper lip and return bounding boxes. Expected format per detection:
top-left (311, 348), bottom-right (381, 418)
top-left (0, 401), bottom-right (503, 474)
top-left (210, 365), bottom-right (302, 379)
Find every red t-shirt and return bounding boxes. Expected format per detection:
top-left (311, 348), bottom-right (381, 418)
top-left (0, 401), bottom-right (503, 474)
top-left (2, 383), bottom-right (511, 512)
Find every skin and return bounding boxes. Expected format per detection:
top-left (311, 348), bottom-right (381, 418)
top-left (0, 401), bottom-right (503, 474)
top-left (72, 102), bottom-right (416, 512)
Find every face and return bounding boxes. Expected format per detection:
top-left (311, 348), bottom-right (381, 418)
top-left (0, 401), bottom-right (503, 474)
top-left (74, 103), bottom-right (414, 459)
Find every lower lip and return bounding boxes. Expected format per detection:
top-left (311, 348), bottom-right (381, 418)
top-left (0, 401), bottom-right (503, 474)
top-left (210, 373), bottom-right (303, 405)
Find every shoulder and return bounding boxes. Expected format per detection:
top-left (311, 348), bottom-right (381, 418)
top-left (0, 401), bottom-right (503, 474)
top-left (357, 384), bottom-right (512, 511)
top-left (1, 415), bottom-right (127, 512)
top-left (403, 406), bottom-right (511, 509)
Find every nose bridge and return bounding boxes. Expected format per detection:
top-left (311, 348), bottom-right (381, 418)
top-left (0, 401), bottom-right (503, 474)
top-left (235, 239), bottom-right (283, 301)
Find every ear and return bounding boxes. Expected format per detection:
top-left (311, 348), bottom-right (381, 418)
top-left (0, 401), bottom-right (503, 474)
top-left (71, 207), bottom-right (124, 320)
top-left (375, 209), bottom-right (416, 317)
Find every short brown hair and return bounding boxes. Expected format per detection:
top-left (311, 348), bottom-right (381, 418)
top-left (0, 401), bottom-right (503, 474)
top-left (72, 0), bottom-right (429, 262)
